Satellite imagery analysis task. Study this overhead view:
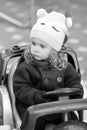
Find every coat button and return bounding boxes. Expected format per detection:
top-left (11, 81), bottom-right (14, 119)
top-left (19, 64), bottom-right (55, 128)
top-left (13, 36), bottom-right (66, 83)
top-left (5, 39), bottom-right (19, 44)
top-left (44, 78), bottom-right (49, 84)
top-left (57, 77), bottom-right (62, 83)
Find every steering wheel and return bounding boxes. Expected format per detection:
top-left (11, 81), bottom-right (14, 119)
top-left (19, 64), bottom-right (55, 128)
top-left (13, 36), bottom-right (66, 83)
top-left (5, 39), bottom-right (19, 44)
top-left (43, 88), bottom-right (82, 98)
top-left (43, 88), bottom-right (82, 122)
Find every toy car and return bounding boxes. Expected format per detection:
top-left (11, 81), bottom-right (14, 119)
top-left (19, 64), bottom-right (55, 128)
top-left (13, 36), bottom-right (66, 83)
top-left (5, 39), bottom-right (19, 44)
top-left (0, 44), bottom-right (87, 130)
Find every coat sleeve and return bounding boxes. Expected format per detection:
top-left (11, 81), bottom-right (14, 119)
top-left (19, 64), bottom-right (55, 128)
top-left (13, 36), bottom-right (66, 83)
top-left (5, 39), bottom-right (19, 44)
top-left (64, 63), bottom-right (84, 98)
top-left (13, 64), bottom-right (39, 105)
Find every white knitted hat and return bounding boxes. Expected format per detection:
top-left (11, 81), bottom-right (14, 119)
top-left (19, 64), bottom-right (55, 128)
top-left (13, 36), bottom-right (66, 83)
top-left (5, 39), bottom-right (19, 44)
top-left (30, 8), bottom-right (72, 51)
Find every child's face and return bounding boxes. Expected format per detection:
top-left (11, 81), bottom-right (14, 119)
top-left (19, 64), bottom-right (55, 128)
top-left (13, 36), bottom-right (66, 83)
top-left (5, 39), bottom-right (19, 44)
top-left (30, 38), bottom-right (52, 60)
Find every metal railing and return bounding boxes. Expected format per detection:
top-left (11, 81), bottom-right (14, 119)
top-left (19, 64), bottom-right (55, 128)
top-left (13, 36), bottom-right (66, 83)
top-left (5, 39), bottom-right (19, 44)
top-left (0, 0), bottom-right (35, 28)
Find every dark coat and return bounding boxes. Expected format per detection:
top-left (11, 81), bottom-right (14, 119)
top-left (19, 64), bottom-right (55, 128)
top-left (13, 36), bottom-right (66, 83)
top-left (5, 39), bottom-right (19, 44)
top-left (13, 59), bottom-right (83, 120)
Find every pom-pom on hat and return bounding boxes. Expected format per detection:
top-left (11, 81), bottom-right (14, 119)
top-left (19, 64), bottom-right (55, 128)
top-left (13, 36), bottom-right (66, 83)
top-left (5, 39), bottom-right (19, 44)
top-left (30, 8), bottom-right (72, 52)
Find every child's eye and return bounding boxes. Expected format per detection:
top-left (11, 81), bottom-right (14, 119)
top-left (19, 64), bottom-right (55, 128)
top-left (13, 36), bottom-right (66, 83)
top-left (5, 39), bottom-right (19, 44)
top-left (40, 45), bottom-right (45, 48)
top-left (32, 42), bottom-right (36, 46)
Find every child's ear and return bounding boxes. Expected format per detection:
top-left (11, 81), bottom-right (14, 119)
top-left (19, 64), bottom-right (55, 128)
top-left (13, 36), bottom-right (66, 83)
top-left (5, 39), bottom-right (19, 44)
top-left (63, 35), bottom-right (68, 44)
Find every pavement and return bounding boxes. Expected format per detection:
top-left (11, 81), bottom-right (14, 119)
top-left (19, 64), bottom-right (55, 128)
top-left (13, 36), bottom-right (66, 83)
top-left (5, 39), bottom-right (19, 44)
top-left (0, 0), bottom-right (87, 122)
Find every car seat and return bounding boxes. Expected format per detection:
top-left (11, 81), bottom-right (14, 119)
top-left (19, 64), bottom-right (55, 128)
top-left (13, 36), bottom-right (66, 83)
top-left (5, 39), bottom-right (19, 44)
top-left (7, 47), bottom-right (82, 128)
top-left (7, 60), bottom-right (22, 129)
top-left (0, 45), bottom-right (84, 130)
top-left (0, 86), bottom-right (13, 127)
top-left (0, 125), bottom-right (16, 130)
top-left (0, 45), bottom-right (27, 129)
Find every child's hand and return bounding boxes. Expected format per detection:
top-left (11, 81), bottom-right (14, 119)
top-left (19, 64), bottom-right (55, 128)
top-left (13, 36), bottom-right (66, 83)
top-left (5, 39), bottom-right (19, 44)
top-left (34, 91), bottom-right (51, 104)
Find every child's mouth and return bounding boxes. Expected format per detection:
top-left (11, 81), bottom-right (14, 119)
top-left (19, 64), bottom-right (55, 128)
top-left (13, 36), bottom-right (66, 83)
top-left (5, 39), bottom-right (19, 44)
top-left (33, 54), bottom-right (41, 60)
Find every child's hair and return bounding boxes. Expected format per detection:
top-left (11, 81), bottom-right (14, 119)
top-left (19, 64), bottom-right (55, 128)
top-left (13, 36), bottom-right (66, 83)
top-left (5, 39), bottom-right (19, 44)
top-left (47, 48), bottom-right (67, 70)
top-left (47, 34), bottom-right (68, 70)
top-left (63, 35), bottom-right (68, 44)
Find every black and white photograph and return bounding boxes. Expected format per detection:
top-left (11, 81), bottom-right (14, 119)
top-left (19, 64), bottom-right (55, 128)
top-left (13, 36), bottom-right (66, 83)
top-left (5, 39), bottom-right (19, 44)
top-left (0, 0), bottom-right (87, 130)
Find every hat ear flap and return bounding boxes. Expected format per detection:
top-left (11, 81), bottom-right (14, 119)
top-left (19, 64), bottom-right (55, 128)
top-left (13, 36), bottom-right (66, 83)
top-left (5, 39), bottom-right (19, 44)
top-left (65, 11), bottom-right (72, 29)
top-left (37, 8), bottom-right (47, 18)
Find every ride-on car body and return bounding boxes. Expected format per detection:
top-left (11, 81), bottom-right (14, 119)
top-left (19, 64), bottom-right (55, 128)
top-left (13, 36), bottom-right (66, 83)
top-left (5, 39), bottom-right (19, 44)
top-left (0, 44), bottom-right (87, 130)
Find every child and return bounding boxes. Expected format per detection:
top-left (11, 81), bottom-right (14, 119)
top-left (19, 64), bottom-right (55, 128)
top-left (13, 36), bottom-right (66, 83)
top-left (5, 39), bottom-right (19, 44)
top-left (13, 9), bottom-right (83, 129)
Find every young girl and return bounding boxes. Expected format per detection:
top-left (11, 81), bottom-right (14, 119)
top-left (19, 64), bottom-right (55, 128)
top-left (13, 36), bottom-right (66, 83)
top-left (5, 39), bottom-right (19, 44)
top-left (13, 9), bottom-right (83, 129)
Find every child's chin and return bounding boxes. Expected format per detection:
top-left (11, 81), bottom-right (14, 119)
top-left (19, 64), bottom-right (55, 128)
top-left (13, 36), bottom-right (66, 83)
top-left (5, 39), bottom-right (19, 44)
top-left (33, 56), bottom-right (41, 60)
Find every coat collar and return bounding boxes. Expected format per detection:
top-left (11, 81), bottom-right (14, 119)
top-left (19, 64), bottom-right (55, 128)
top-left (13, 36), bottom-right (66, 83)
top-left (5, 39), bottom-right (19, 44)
top-left (30, 56), bottom-right (51, 69)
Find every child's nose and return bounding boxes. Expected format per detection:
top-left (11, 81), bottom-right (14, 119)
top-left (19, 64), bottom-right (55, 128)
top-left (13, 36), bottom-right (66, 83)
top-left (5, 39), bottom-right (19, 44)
top-left (35, 45), bottom-right (40, 52)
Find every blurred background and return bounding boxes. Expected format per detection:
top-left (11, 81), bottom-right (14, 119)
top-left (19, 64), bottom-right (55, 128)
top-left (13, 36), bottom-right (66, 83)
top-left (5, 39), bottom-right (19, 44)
top-left (0, 0), bottom-right (87, 84)
top-left (0, 0), bottom-right (87, 121)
